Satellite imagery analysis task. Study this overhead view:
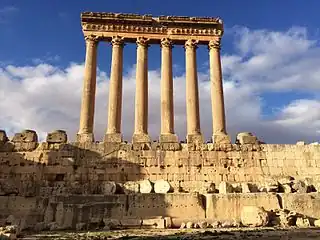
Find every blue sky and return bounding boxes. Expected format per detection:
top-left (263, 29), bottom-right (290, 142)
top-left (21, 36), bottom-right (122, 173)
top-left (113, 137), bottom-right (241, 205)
top-left (0, 1), bottom-right (320, 143)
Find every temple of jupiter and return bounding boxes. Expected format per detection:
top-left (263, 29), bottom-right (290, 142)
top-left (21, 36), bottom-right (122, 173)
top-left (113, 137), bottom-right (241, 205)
top-left (1, 13), bottom-right (320, 234)
top-left (78, 12), bottom-right (230, 144)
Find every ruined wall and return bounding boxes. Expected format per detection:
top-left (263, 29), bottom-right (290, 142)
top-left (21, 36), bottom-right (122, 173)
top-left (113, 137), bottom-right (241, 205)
top-left (0, 130), bottom-right (320, 230)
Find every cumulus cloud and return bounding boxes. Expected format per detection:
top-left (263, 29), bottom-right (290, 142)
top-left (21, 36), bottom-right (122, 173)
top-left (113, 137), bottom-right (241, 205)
top-left (0, 26), bottom-right (319, 143)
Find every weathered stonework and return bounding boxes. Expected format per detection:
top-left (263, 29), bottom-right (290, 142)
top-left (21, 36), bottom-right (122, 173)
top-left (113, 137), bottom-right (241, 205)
top-left (1, 12), bottom-right (320, 233)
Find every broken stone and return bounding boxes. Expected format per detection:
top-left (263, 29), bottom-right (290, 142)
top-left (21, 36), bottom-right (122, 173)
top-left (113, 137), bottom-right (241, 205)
top-left (180, 222), bottom-right (186, 229)
top-left (0, 130), bottom-right (8, 143)
top-left (218, 181), bottom-right (233, 194)
top-left (314, 219), bottom-right (320, 227)
top-left (46, 130), bottom-right (67, 144)
top-left (164, 217), bottom-right (172, 229)
top-left (154, 180), bottom-right (172, 193)
top-left (198, 221), bottom-right (208, 229)
top-left (139, 179), bottom-right (153, 193)
top-left (240, 206), bottom-right (269, 227)
top-left (296, 141), bottom-right (305, 145)
top-left (236, 132), bottom-right (259, 145)
top-left (123, 181), bottom-right (140, 194)
top-left (211, 221), bottom-right (221, 228)
top-left (186, 222), bottom-right (193, 229)
top-left (241, 183), bottom-right (251, 193)
top-left (101, 181), bottom-right (118, 194)
top-left (76, 223), bottom-right (86, 231)
top-left (12, 130), bottom-right (38, 142)
top-left (292, 180), bottom-right (308, 193)
top-left (231, 183), bottom-right (242, 193)
top-left (310, 142), bottom-right (319, 145)
top-left (0, 180), bottom-right (18, 196)
top-left (296, 217), bottom-right (310, 228)
top-left (280, 183), bottom-right (292, 193)
top-left (48, 222), bottom-right (59, 231)
top-left (34, 222), bottom-right (46, 232)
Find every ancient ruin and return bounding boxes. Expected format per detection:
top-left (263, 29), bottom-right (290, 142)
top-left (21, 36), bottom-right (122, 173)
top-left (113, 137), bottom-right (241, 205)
top-left (1, 12), bottom-right (320, 237)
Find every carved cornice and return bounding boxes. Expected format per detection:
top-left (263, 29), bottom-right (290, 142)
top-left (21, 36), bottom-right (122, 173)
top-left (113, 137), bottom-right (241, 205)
top-left (208, 38), bottom-right (221, 50)
top-left (136, 37), bottom-right (149, 47)
top-left (160, 38), bottom-right (173, 48)
top-left (111, 36), bottom-right (125, 47)
top-left (82, 23), bottom-right (223, 37)
top-left (184, 39), bottom-right (199, 50)
top-left (84, 34), bottom-right (101, 43)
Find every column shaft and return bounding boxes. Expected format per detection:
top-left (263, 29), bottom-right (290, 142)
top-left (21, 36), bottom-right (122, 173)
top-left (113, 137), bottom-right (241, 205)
top-left (185, 39), bottom-right (202, 143)
top-left (209, 38), bottom-right (230, 144)
top-left (133, 37), bottom-right (150, 143)
top-left (160, 38), bottom-right (178, 143)
top-left (77, 35), bottom-right (99, 142)
top-left (105, 36), bottom-right (125, 143)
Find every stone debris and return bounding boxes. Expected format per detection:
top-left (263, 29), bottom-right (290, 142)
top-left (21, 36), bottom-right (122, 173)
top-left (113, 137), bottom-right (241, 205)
top-left (154, 180), bottom-right (172, 193)
top-left (186, 221), bottom-right (194, 229)
top-left (180, 222), bottom-right (186, 229)
top-left (139, 179), bottom-right (153, 193)
top-left (292, 180), bottom-right (308, 193)
top-left (101, 181), bottom-right (118, 194)
top-left (296, 217), bottom-right (310, 228)
top-left (0, 130), bottom-right (8, 143)
top-left (240, 206), bottom-right (269, 227)
top-left (269, 209), bottom-right (298, 227)
top-left (123, 181), bottom-right (140, 194)
top-left (198, 221), bottom-right (208, 229)
top-left (296, 141), bottom-right (306, 145)
top-left (314, 219), bottom-right (320, 227)
top-left (241, 183), bottom-right (251, 193)
top-left (219, 181), bottom-right (233, 194)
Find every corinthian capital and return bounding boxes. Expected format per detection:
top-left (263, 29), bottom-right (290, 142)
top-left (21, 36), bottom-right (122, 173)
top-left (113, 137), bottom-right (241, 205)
top-left (184, 39), bottom-right (199, 50)
top-left (136, 37), bottom-right (149, 48)
top-left (84, 34), bottom-right (100, 43)
top-left (111, 36), bottom-right (125, 47)
top-left (208, 37), bottom-right (221, 50)
top-left (160, 38), bottom-right (173, 48)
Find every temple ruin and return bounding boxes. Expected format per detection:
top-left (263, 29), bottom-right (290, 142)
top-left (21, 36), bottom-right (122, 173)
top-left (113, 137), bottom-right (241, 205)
top-left (0, 13), bottom-right (320, 236)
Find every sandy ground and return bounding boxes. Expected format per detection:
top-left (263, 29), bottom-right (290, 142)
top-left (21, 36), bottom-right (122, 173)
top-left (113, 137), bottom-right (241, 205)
top-left (20, 227), bottom-right (320, 239)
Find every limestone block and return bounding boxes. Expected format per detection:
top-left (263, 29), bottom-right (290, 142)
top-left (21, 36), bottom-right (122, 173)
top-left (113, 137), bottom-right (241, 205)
top-left (218, 181), bottom-right (233, 194)
top-left (180, 222), bottom-right (186, 229)
top-left (46, 130), bottom-right (67, 144)
top-left (142, 218), bottom-right (165, 229)
top-left (186, 221), bottom-right (194, 229)
top-left (0, 130), bottom-right (8, 143)
top-left (154, 180), bottom-right (172, 193)
top-left (314, 219), bottom-right (320, 227)
top-left (139, 180), bottom-right (153, 193)
top-left (296, 141), bottom-right (305, 145)
top-left (123, 181), bottom-right (140, 194)
top-left (0, 180), bottom-right (18, 196)
top-left (281, 184), bottom-right (292, 193)
top-left (119, 219), bottom-right (142, 228)
top-left (241, 183), bottom-right (251, 193)
top-left (236, 132), bottom-right (259, 145)
top-left (198, 221), bottom-right (208, 229)
top-left (101, 181), bottom-right (118, 194)
top-left (164, 217), bottom-right (172, 229)
top-left (292, 180), bottom-right (308, 193)
top-left (240, 206), bottom-right (269, 227)
top-left (296, 217), bottom-right (310, 228)
top-left (12, 130), bottom-right (38, 143)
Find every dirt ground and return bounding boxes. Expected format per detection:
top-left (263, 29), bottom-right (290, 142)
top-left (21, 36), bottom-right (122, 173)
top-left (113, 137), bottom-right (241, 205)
top-left (20, 227), bottom-right (320, 239)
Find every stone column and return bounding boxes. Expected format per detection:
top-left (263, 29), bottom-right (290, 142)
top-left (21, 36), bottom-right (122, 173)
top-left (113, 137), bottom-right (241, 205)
top-left (77, 35), bottom-right (99, 142)
top-left (132, 37), bottom-right (151, 143)
top-left (104, 36), bottom-right (125, 143)
top-left (209, 37), bottom-right (230, 144)
top-left (185, 39), bottom-right (203, 143)
top-left (160, 38), bottom-right (178, 143)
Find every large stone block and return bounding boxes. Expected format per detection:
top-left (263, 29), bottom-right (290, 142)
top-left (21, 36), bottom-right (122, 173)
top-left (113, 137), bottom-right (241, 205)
top-left (205, 193), bottom-right (280, 222)
top-left (236, 132), bottom-right (259, 145)
top-left (12, 130), bottom-right (38, 143)
top-left (0, 130), bottom-right (8, 143)
top-left (46, 130), bottom-right (67, 144)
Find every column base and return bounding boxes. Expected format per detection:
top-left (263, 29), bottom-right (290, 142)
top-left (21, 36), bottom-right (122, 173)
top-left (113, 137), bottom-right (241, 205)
top-left (159, 133), bottom-right (178, 143)
top-left (104, 133), bottom-right (122, 143)
top-left (212, 133), bottom-right (231, 144)
top-left (132, 133), bottom-right (151, 143)
top-left (186, 134), bottom-right (203, 144)
top-left (76, 133), bottom-right (94, 142)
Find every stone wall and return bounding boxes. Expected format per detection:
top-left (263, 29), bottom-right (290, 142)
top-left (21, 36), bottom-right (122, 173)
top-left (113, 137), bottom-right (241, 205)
top-left (0, 130), bottom-right (320, 230)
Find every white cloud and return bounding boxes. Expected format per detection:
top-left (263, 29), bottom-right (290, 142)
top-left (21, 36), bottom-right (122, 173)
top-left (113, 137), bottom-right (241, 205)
top-left (0, 6), bottom-right (18, 23)
top-left (0, 26), bottom-right (320, 143)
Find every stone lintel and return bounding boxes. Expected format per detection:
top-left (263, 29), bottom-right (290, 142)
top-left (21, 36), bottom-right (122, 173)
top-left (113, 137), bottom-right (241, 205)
top-left (159, 134), bottom-right (178, 143)
top-left (76, 133), bottom-right (94, 143)
top-left (132, 133), bottom-right (151, 143)
top-left (186, 134), bottom-right (203, 144)
top-left (212, 134), bottom-right (231, 144)
top-left (104, 133), bottom-right (122, 143)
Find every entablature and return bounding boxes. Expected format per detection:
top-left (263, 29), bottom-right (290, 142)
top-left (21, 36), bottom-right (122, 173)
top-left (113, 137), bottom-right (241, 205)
top-left (81, 12), bottom-right (224, 45)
